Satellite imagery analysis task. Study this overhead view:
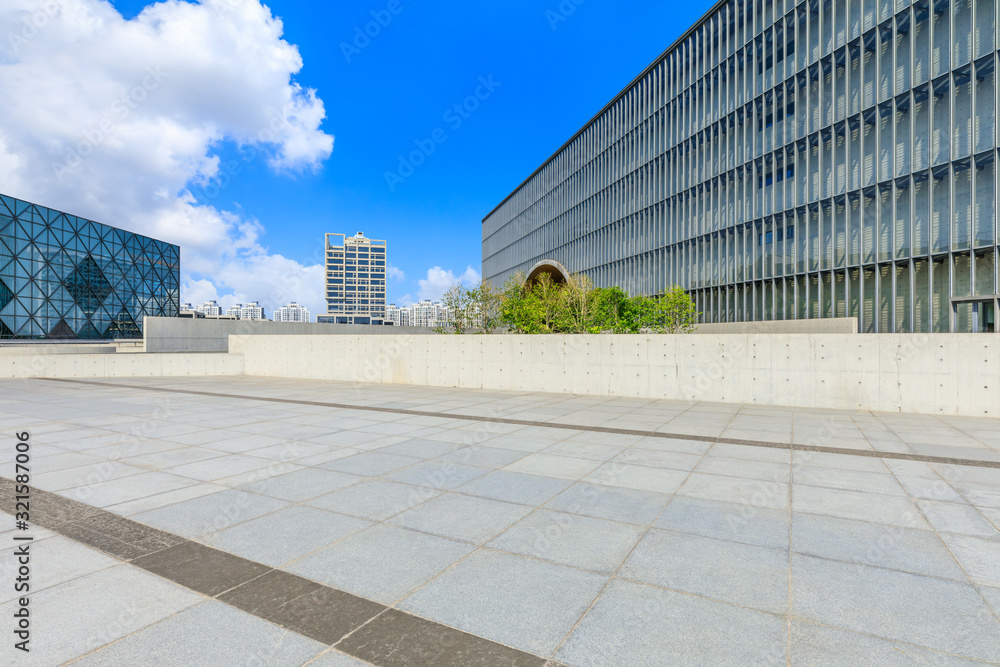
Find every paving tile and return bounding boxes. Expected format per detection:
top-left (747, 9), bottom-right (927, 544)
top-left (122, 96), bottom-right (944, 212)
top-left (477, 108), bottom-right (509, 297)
top-left (388, 493), bottom-right (531, 544)
top-left (458, 470), bottom-right (572, 506)
top-left (286, 524), bottom-right (475, 604)
top-left (792, 450), bottom-right (888, 472)
top-left (399, 549), bottom-right (607, 656)
top-left (793, 466), bottom-right (907, 496)
top-left (481, 433), bottom-right (560, 453)
top-left (621, 529), bottom-right (788, 613)
top-left (896, 475), bottom-right (967, 503)
top-left (790, 619), bottom-right (985, 666)
top-left (952, 481), bottom-right (1000, 509)
top-left (791, 553), bottom-right (1000, 662)
top-left (133, 541), bottom-right (271, 597)
top-left (236, 468), bottom-right (362, 502)
top-left (632, 436), bottom-right (711, 454)
top-left (695, 456), bottom-right (790, 482)
top-left (541, 440), bottom-right (625, 461)
top-left (791, 512), bottom-right (966, 580)
top-left (981, 586), bottom-right (1000, 617)
top-left (59, 471), bottom-right (197, 508)
top-left (677, 472), bottom-right (789, 510)
top-left (121, 446), bottom-right (224, 469)
top-left (320, 451), bottom-right (421, 476)
top-left (655, 496), bottom-right (790, 550)
top-left (792, 485), bottom-right (926, 529)
top-left (307, 650), bottom-right (377, 666)
top-left (582, 462), bottom-right (689, 494)
top-left (337, 608), bottom-right (546, 667)
top-left (489, 509), bottom-right (644, 574)
top-left (202, 505), bottom-right (371, 567)
top-left (219, 570), bottom-right (384, 645)
top-left (131, 488), bottom-right (289, 538)
top-left (105, 483), bottom-right (226, 516)
top-left (555, 578), bottom-right (787, 666)
top-left (938, 533), bottom-right (1000, 587)
top-left (377, 438), bottom-right (461, 459)
top-left (383, 460), bottom-right (490, 490)
top-left (503, 453), bottom-right (602, 481)
top-left (308, 480), bottom-right (437, 521)
top-left (164, 453), bottom-right (277, 482)
top-left (0, 536), bottom-right (117, 603)
top-left (243, 441), bottom-right (335, 461)
top-left (58, 512), bottom-right (186, 560)
top-left (32, 461), bottom-right (147, 492)
top-left (70, 600), bottom-right (325, 666)
top-left (917, 500), bottom-right (1000, 539)
top-left (543, 482), bottom-right (672, 525)
top-left (0, 565), bottom-right (202, 666)
top-left (437, 445), bottom-right (528, 468)
top-left (707, 443), bottom-right (791, 463)
top-left (611, 448), bottom-right (704, 472)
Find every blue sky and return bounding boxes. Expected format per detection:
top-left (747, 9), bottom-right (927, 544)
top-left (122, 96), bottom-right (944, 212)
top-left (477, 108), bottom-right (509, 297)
top-left (1, 0), bottom-right (714, 312)
top-left (125, 0), bottom-right (716, 303)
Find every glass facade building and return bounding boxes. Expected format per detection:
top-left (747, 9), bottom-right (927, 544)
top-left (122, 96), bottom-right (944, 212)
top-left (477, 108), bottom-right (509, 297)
top-left (0, 194), bottom-right (180, 340)
top-left (483, 0), bottom-right (999, 333)
top-left (321, 232), bottom-right (387, 325)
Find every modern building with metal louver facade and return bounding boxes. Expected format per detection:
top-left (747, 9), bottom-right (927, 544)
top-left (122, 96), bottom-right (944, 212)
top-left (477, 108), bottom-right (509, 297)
top-left (0, 194), bottom-right (180, 340)
top-left (483, 0), bottom-right (999, 333)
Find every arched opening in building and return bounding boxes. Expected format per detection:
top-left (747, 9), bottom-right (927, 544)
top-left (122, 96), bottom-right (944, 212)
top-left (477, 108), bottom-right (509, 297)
top-left (525, 260), bottom-right (570, 286)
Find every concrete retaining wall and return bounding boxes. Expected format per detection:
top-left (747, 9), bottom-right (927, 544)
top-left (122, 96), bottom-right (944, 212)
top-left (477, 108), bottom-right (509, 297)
top-left (0, 352), bottom-right (243, 379)
top-left (143, 317), bottom-right (438, 353)
top-left (694, 318), bottom-right (859, 334)
top-left (232, 333), bottom-right (1000, 416)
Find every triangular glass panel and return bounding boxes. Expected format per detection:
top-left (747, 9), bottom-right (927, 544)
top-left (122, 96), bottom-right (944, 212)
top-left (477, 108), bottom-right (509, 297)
top-left (77, 321), bottom-right (102, 339)
top-left (47, 319), bottom-right (75, 340)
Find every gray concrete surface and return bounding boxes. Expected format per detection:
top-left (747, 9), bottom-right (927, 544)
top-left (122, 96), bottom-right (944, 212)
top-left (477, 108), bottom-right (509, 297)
top-left (694, 317), bottom-right (859, 334)
top-left (143, 317), bottom-right (438, 353)
top-left (231, 332), bottom-right (1000, 417)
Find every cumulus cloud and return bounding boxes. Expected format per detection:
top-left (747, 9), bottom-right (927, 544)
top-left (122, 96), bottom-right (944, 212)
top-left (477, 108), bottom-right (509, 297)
top-left (417, 265), bottom-right (481, 302)
top-left (386, 264), bottom-right (405, 282)
top-left (0, 0), bottom-right (334, 316)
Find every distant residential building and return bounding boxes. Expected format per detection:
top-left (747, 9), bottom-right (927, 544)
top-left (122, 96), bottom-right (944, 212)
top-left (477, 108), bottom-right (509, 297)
top-left (195, 300), bottom-right (222, 317)
top-left (225, 304), bottom-right (243, 319)
top-left (384, 301), bottom-right (449, 328)
top-left (274, 302), bottom-right (310, 323)
top-left (239, 301), bottom-right (266, 321)
top-left (180, 303), bottom-right (194, 312)
top-left (321, 232), bottom-right (387, 325)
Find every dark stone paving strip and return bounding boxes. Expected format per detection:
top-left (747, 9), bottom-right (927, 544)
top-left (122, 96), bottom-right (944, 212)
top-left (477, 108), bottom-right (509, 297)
top-left (45, 378), bottom-right (1000, 469)
top-left (132, 541), bottom-right (272, 597)
top-left (218, 570), bottom-right (385, 645)
top-left (337, 608), bottom-right (547, 667)
top-left (0, 475), bottom-right (548, 666)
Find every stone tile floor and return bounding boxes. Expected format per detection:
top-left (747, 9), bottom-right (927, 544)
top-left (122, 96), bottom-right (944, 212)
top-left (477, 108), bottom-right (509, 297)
top-left (0, 376), bottom-right (998, 665)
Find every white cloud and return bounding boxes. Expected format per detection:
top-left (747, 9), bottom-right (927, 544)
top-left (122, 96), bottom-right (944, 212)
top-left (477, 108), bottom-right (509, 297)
top-left (417, 265), bottom-right (481, 302)
top-left (386, 264), bottom-right (405, 281)
top-left (0, 0), bottom-right (334, 316)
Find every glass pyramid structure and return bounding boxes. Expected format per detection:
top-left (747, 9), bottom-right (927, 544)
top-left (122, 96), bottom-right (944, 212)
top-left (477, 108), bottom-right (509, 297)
top-left (0, 194), bottom-right (180, 340)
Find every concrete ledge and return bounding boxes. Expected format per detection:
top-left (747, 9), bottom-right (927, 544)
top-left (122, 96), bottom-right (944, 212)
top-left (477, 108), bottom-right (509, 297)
top-left (144, 317), bottom-right (438, 353)
top-left (694, 318), bottom-right (858, 334)
top-left (233, 333), bottom-right (1000, 417)
top-left (0, 352), bottom-right (244, 379)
